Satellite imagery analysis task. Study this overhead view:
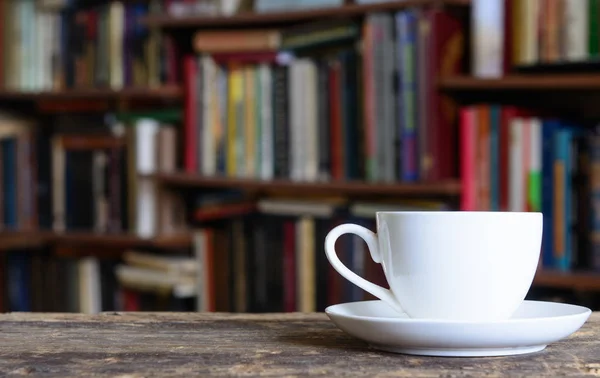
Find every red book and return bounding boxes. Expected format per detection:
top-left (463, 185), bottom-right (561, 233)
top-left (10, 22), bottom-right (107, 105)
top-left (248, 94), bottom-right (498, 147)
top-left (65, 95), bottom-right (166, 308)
top-left (499, 106), bottom-right (518, 211)
top-left (503, 0), bottom-right (513, 73)
top-left (121, 288), bottom-right (140, 311)
top-left (210, 51), bottom-right (279, 65)
top-left (459, 106), bottom-right (477, 211)
top-left (329, 60), bottom-right (343, 180)
top-left (283, 221), bottom-right (296, 312)
top-left (422, 8), bottom-right (467, 180)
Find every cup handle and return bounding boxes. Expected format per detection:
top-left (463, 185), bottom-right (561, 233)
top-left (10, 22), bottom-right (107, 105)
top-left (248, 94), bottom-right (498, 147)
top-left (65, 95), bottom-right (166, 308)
top-left (324, 223), bottom-right (404, 314)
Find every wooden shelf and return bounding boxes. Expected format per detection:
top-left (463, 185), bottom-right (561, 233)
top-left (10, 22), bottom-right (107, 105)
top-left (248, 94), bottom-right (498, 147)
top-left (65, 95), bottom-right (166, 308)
top-left (142, 0), bottom-right (470, 29)
top-left (53, 232), bottom-right (193, 249)
top-left (0, 230), bottom-right (54, 250)
top-left (0, 86), bottom-right (183, 101)
top-left (439, 74), bottom-right (600, 91)
top-left (149, 172), bottom-right (462, 198)
top-left (533, 270), bottom-right (600, 291)
top-left (0, 230), bottom-right (192, 252)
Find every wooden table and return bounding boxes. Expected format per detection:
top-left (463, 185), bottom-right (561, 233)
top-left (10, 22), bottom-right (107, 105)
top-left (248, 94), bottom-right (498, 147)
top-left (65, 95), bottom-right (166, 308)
top-left (0, 312), bottom-right (598, 377)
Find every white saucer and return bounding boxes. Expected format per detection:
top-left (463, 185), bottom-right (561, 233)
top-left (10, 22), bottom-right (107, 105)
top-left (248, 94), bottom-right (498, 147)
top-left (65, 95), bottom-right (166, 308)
top-left (325, 300), bottom-right (591, 357)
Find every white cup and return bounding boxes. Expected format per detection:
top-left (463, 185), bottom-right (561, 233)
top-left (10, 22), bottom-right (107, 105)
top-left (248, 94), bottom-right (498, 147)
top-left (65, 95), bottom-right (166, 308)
top-left (324, 211), bottom-right (543, 321)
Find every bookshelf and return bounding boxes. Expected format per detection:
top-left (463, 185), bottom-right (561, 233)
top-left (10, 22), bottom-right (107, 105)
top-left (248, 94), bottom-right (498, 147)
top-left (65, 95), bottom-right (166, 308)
top-left (2, 0), bottom-right (600, 314)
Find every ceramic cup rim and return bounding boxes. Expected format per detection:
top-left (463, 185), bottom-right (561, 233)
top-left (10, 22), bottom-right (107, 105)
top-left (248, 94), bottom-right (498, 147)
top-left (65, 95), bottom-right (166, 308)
top-left (374, 211), bottom-right (543, 216)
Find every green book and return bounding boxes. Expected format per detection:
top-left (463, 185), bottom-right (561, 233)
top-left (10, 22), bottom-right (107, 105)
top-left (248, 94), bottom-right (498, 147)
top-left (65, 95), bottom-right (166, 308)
top-left (589, 0), bottom-right (599, 56)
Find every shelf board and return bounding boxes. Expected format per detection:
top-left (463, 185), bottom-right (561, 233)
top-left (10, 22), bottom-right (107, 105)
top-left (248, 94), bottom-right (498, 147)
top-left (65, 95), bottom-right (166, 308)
top-left (439, 74), bottom-right (600, 91)
top-left (533, 270), bottom-right (600, 291)
top-left (0, 230), bottom-right (192, 252)
top-left (0, 230), bottom-right (54, 250)
top-left (142, 0), bottom-right (470, 29)
top-left (150, 172), bottom-right (462, 198)
top-left (0, 86), bottom-right (183, 101)
top-left (53, 232), bottom-right (193, 249)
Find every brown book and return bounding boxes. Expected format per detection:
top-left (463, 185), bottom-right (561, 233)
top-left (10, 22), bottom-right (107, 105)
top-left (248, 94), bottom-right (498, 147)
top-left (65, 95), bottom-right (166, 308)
top-left (193, 202), bottom-right (256, 222)
top-left (156, 125), bottom-right (177, 173)
top-left (58, 135), bottom-right (125, 150)
top-left (213, 226), bottom-right (231, 312)
top-left (193, 29), bottom-right (281, 53)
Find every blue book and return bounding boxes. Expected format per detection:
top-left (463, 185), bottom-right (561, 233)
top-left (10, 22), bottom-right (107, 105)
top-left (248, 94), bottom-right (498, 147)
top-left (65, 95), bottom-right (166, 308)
top-left (489, 105), bottom-right (500, 211)
top-left (2, 138), bottom-right (17, 228)
top-left (395, 10), bottom-right (418, 182)
top-left (541, 119), bottom-right (560, 268)
top-left (554, 127), bottom-right (573, 271)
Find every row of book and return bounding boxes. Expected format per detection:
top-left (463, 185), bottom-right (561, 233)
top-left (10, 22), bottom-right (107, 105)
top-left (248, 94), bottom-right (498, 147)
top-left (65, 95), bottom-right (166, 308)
top-left (184, 7), bottom-right (467, 183)
top-left (0, 249), bottom-right (196, 313)
top-left (0, 0), bottom-right (179, 91)
top-left (459, 104), bottom-right (600, 272)
top-left (193, 198), bottom-right (448, 313)
top-left (0, 196), bottom-right (451, 314)
top-left (0, 111), bottom-right (185, 237)
top-left (472, 0), bottom-right (600, 77)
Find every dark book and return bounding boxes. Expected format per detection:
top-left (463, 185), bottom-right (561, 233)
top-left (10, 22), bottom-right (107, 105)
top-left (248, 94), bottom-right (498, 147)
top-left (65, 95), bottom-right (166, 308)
top-left (272, 64), bottom-right (290, 179)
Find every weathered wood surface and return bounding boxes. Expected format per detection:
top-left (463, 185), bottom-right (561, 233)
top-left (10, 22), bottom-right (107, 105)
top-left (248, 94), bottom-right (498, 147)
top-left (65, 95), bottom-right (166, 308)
top-left (0, 312), bottom-right (599, 377)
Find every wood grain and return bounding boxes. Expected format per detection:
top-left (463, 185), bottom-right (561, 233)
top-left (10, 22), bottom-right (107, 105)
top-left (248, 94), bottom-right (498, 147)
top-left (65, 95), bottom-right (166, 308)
top-left (0, 312), bottom-right (598, 377)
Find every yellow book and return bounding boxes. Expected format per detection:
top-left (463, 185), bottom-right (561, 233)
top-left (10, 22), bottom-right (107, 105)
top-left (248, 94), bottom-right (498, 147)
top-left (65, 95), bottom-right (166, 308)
top-left (227, 64), bottom-right (242, 176)
top-left (244, 66), bottom-right (256, 177)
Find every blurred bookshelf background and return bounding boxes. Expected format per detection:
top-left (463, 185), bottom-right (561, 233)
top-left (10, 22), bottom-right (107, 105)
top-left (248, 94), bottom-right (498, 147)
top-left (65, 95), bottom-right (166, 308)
top-left (1, 0), bottom-right (599, 314)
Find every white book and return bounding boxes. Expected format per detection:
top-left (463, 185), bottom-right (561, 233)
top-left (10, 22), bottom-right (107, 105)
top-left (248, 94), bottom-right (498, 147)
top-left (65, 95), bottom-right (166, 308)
top-left (135, 118), bottom-right (160, 238)
top-left (259, 64), bottom-right (274, 180)
top-left (34, 9), bottom-right (43, 90)
top-left (43, 12), bottom-right (55, 90)
top-left (471, 0), bottom-right (505, 77)
top-left (521, 0), bottom-right (539, 66)
top-left (563, 0), bottom-right (588, 61)
top-left (202, 55), bottom-right (217, 176)
top-left (304, 60), bottom-right (319, 181)
top-left (257, 198), bottom-right (337, 217)
top-left (509, 118), bottom-right (525, 212)
top-left (115, 265), bottom-right (197, 299)
top-left (136, 179), bottom-right (157, 238)
top-left (135, 118), bottom-right (160, 174)
top-left (530, 118), bottom-right (542, 179)
top-left (78, 257), bottom-right (102, 314)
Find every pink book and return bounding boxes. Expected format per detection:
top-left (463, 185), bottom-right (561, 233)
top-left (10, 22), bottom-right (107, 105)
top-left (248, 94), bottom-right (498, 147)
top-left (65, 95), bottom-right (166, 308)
top-left (460, 107), bottom-right (477, 210)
